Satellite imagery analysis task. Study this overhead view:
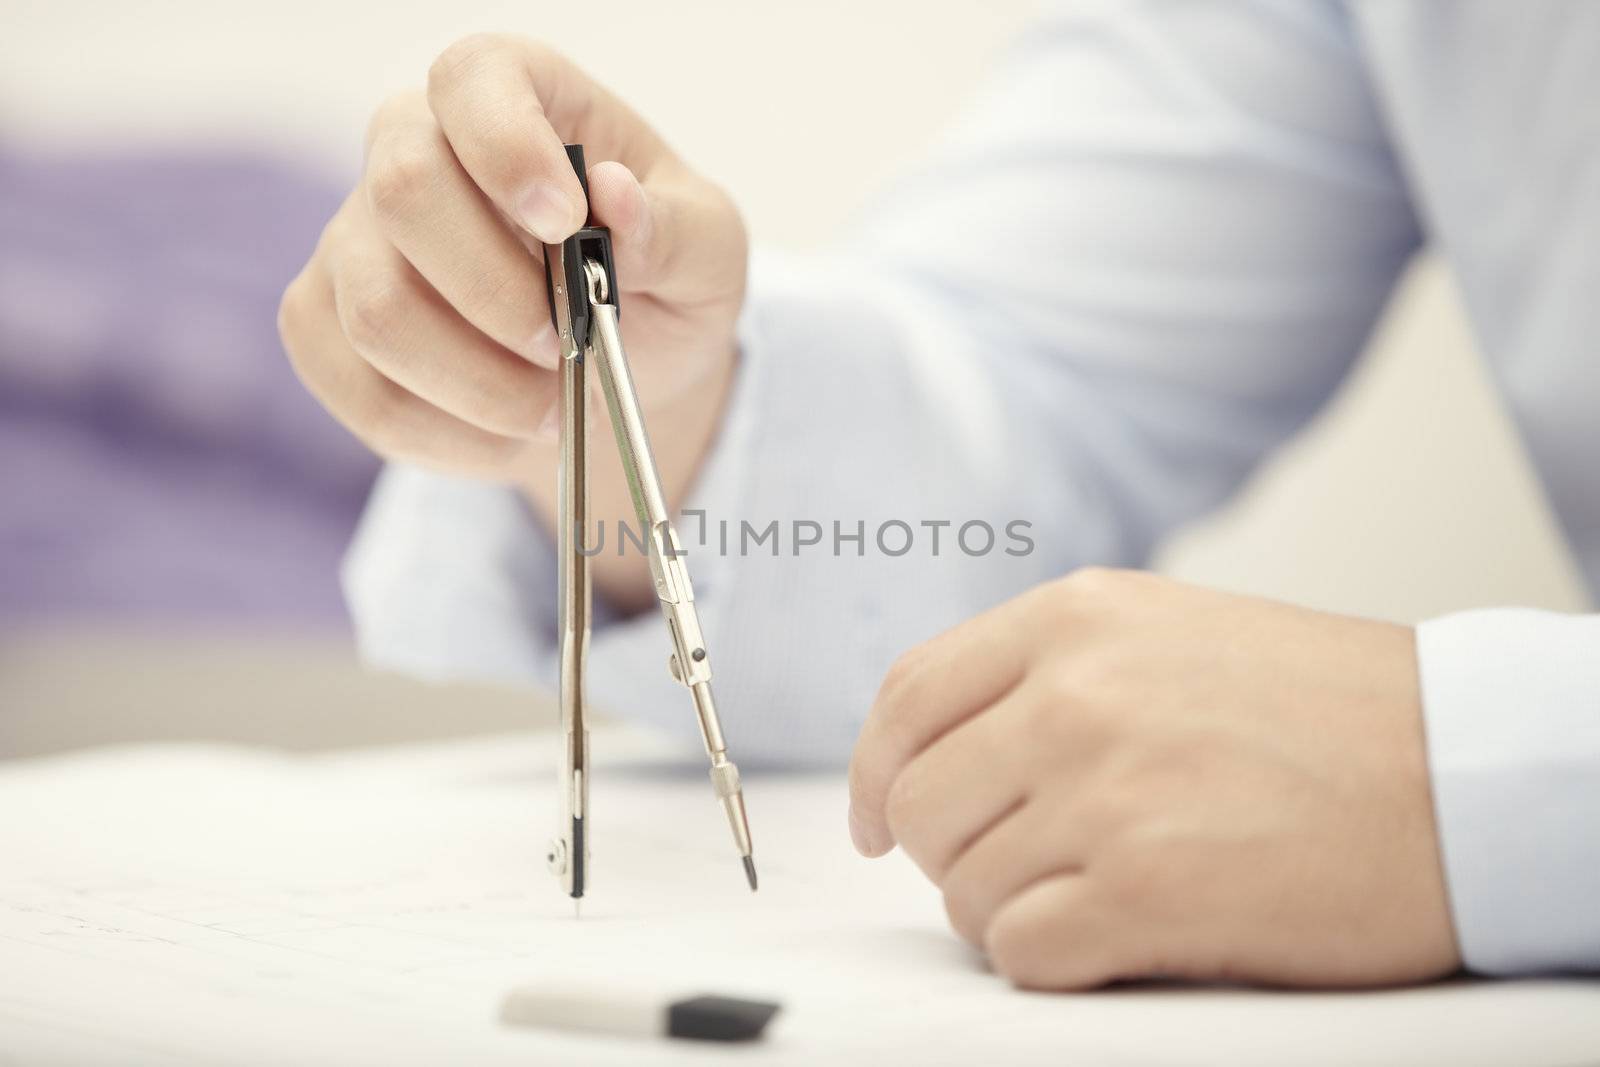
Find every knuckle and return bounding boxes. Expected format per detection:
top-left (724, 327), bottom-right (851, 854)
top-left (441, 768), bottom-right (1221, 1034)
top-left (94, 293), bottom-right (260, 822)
top-left (276, 272), bottom-right (313, 352)
top-left (1043, 668), bottom-right (1101, 724)
top-left (427, 33), bottom-right (513, 93)
top-left (1032, 654), bottom-right (1130, 745)
top-left (1059, 565), bottom-right (1127, 601)
top-left (338, 274), bottom-right (411, 357)
top-left (364, 90), bottom-right (426, 148)
top-left (874, 648), bottom-right (928, 719)
top-left (277, 272), bottom-right (338, 398)
top-left (1022, 677), bottom-right (1105, 751)
top-left (366, 133), bottom-right (444, 224)
top-left (511, 36), bottom-right (558, 73)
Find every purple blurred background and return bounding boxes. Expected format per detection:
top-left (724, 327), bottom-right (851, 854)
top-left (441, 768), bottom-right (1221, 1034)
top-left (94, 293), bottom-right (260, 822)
top-left (0, 148), bottom-right (377, 631)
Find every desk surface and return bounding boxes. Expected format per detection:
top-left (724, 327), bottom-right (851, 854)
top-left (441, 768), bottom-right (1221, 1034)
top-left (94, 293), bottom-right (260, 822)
top-left (1, 732), bottom-right (1596, 1066)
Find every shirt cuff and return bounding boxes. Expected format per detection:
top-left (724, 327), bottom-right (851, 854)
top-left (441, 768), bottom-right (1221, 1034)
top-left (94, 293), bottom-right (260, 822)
top-left (1416, 607), bottom-right (1600, 975)
top-left (341, 463), bottom-right (557, 686)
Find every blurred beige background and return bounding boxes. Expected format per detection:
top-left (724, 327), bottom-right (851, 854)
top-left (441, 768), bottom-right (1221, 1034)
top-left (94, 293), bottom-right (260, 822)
top-left (2, 1), bottom-right (1588, 756)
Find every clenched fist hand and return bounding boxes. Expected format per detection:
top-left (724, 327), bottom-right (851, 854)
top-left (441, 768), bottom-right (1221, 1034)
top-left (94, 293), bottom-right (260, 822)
top-left (849, 568), bottom-right (1461, 990)
top-left (278, 34), bottom-right (746, 606)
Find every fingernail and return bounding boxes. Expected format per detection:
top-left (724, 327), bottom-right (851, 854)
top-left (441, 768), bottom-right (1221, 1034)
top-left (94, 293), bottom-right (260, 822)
top-left (525, 321), bottom-right (559, 369)
top-left (848, 805), bottom-right (880, 857)
top-left (535, 402), bottom-right (561, 442)
top-left (518, 182), bottom-right (577, 243)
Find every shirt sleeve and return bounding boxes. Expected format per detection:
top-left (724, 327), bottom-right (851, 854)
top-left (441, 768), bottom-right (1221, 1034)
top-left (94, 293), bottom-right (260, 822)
top-left (344, 0), bottom-right (1420, 768)
top-left (1416, 609), bottom-right (1600, 975)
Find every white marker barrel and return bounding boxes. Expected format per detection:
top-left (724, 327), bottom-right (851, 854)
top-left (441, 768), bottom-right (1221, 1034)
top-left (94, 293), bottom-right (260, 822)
top-left (501, 982), bottom-right (780, 1043)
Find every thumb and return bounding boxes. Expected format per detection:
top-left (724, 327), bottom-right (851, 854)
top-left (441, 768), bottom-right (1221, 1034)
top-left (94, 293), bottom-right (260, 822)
top-left (585, 159), bottom-right (742, 302)
top-left (585, 160), bottom-right (659, 288)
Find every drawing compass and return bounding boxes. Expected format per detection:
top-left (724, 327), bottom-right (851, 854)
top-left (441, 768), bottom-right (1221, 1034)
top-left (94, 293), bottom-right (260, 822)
top-left (543, 145), bottom-right (756, 908)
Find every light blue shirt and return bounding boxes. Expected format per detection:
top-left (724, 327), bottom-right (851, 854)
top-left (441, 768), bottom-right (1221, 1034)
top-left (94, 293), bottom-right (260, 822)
top-left (344, 1), bottom-right (1600, 977)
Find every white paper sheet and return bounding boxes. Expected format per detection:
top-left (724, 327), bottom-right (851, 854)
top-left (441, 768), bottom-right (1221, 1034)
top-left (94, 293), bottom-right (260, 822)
top-left (1, 732), bottom-right (1596, 1066)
